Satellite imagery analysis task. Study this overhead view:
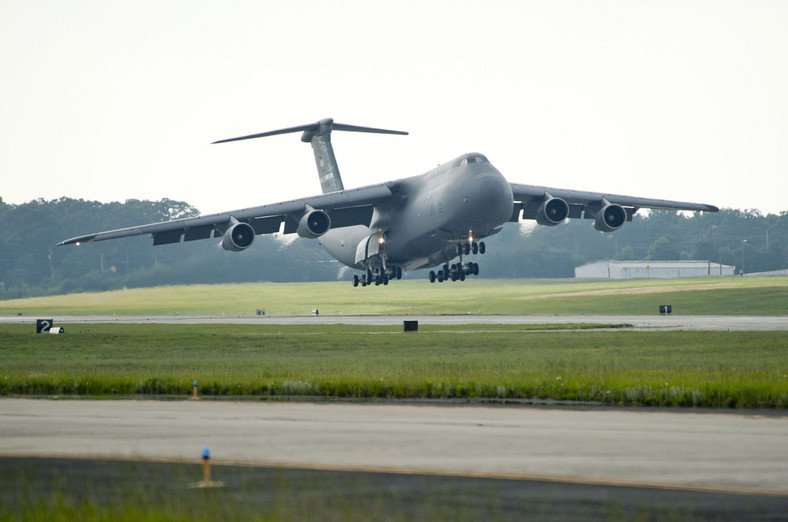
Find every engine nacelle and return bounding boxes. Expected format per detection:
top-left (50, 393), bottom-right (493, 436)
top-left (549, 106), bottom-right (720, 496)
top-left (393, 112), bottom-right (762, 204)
top-left (535, 197), bottom-right (569, 226)
top-left (593, 203), bottom-right (627, 232)
top-left (221, 222), bottom-right (255, 251)
top-left (297, 209), bottom-right (331, 238)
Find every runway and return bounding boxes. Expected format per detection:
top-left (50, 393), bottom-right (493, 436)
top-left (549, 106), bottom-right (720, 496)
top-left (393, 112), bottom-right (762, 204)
top-left (2, 399), bottom-right (786, 495)
top-left (2, 313), bottom-right (787, 330)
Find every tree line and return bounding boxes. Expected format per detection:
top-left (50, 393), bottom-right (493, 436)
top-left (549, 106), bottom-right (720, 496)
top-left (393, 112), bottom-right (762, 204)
top-left (1, 196), bottom-right (785, 299)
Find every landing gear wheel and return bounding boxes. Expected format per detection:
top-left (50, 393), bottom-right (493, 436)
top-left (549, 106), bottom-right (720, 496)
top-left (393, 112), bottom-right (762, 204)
top-left (352, 274), bottom-right (359, 287)
top-left (479, 242), bottom-right (486, 254)
top-left (428, 271), bottom-right (436, 283)
top-left (472, 242), bottom-right (478, 255)
top-left (463, 243), bottom-right (470, 255)
top-left (396, 267), bottom-right (402, 279)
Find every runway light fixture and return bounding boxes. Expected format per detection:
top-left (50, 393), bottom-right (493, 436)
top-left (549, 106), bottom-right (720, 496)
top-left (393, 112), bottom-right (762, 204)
top-left (191, 447), bottom-right (224, 489)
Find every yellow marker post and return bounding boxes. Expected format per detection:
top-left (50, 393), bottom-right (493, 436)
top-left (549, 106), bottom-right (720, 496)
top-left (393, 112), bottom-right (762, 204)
top-left (202, 447), bottom-right (211, 484)
top-left (191, 447), bottom-right (224, 488)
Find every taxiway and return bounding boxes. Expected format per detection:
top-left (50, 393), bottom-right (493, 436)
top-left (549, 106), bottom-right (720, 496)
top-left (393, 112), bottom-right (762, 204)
top-left (1, 399), bottom-right (786, 495)
top-left (2, 314), bottom-right (787, 330)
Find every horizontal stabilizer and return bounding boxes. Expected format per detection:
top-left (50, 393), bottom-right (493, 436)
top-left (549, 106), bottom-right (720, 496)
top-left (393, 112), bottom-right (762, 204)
top-left (212, 118), bottom-right (407, 145)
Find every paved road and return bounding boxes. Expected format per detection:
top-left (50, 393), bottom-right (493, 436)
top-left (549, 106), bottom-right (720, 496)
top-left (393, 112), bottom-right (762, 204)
top-left (2, 399), bottom-right (786, 494)
top-left (2, 314), bottom-right (787, 330)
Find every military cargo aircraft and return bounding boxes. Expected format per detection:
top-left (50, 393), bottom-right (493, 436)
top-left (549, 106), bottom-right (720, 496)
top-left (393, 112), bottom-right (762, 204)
top-left (59, 118), bottom-right (718, 286)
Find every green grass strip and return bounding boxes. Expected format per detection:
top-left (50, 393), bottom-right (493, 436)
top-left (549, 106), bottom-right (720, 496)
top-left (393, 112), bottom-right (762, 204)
top-left (1, 277), bottom-right (786, 316)
top-left (2, 324), bottom-right (786, 408)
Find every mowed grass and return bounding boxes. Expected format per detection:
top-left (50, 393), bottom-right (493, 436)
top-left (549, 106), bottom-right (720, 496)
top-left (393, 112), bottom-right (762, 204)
top-left (1, 276), bottom-right (786, 316)
top-left (1, 324), bottom-right (786, 408)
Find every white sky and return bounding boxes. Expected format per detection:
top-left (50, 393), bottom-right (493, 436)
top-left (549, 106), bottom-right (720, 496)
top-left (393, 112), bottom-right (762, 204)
top-left (1, 0), bottom-right (786, 215)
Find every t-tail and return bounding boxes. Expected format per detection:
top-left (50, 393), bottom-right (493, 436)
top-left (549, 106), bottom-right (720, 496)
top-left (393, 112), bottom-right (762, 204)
top-left (213, 118), bottom-right (408, 194)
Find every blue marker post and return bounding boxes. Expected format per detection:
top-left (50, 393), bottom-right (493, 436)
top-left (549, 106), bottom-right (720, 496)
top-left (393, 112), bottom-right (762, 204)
top-left (192, 380), bottom-right (199, 400)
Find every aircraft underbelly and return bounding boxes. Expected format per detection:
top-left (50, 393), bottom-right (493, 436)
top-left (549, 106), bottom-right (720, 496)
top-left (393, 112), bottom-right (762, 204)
top-left (318, 226), bottom-right (370, 268)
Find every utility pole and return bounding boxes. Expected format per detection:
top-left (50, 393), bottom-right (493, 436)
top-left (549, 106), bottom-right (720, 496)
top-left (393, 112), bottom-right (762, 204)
top-left (48, 248), bottom-right (55, 283)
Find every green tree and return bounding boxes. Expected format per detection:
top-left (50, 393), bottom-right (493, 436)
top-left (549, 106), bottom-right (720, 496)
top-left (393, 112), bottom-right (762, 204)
top-left (647, 235), bottom-right (681, 260)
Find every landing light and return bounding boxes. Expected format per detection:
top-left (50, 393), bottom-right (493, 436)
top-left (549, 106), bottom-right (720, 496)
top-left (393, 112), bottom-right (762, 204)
top-left (75, 242), bottom-right (81, 247)
top-left (378, 236), bottom-right (385, 244)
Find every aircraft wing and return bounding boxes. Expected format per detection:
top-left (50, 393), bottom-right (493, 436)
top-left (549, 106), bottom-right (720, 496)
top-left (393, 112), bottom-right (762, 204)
top-left (510, 183), bottom-right (718, 223)
top-left (58, 184), bottom-right (393, 246)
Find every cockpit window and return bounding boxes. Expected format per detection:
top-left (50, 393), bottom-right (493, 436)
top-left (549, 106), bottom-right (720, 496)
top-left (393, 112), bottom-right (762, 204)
top-left (460, 154), bottom-right (488, 167)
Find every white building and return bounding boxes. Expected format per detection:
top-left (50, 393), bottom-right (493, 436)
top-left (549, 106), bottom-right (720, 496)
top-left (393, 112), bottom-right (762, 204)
top-left (574, 260), bottom-right (736, 279)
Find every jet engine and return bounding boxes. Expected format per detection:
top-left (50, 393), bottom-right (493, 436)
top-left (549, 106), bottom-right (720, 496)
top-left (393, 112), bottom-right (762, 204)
top-left (535, 197), bottom-right (569, 226)
top-left (593, 203), bottom-right (627, 232)
top-left (297, 209), bottom-right (331, 238)
top-left (221, 222), bottom-right (255, 251)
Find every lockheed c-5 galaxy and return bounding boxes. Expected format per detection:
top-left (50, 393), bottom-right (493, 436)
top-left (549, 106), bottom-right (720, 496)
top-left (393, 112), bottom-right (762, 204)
top-left (60, 118), bottom-right (719, 286)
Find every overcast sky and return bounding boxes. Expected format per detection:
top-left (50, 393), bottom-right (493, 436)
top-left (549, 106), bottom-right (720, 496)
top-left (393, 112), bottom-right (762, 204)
top-left (2, 0), bottom-right (786, 215)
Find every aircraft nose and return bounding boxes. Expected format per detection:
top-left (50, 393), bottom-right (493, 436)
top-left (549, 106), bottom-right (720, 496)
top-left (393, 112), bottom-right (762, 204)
top-left (473, 173), bottom-right (513, 222)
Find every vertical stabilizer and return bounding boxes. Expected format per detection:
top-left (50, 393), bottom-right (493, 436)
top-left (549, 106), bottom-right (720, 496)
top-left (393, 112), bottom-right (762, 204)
top-left (213, 118), bottom-right (407, 194)
top-left (301, 119), bottom-right (344, 194)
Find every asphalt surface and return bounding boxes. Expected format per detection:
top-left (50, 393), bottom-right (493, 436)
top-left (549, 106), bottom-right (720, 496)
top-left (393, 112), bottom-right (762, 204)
top-left (3, 313), bottom-right (788, 330)
top-left (4, 456), bottom-right (786, 520)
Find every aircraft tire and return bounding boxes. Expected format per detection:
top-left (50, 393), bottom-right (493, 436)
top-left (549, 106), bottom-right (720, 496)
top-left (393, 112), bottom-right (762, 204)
top-left (463, 243), bottom-right (470, 255)
top-left (479, 242), bottom-right (486, 254)
top-left (472, 242), bottom-right (478, 255)
top-left (429, 271), bottom-right (436, 283)
top-left (352, 275), bottom-right (359, 287)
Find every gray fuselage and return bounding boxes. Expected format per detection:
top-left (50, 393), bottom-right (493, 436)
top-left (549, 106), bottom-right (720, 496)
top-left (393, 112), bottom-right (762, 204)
top-left (319, 153), bottom-right (513, 270)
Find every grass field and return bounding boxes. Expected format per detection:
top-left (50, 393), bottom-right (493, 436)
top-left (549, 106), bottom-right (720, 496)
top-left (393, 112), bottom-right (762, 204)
top-left (1, 276), bottom-right (787, 316)
top-left (2, 278), bottom-right (786, 407)
top-left (1, 323), bottom-right (786, 408)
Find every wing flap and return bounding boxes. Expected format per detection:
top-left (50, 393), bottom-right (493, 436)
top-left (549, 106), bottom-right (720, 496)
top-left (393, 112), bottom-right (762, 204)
top-left (184, 225), bottom-right (215, 242)
top-left (251, 216), bottom-right (284, 235)
top-left (329, 205), bottom-right (374, 228)
top-left (152, 229), bottom-right (184, 245)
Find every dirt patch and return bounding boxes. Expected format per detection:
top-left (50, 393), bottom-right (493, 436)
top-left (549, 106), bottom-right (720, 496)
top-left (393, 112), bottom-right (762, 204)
top-left (514, 282), bottom-right (741, 300)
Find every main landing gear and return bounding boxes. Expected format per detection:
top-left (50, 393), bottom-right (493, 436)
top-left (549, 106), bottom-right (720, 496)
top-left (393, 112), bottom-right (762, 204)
top-left (352, 266), bottom-right (402, 287)
top-left (428, 241), bottom-right (485, 283)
